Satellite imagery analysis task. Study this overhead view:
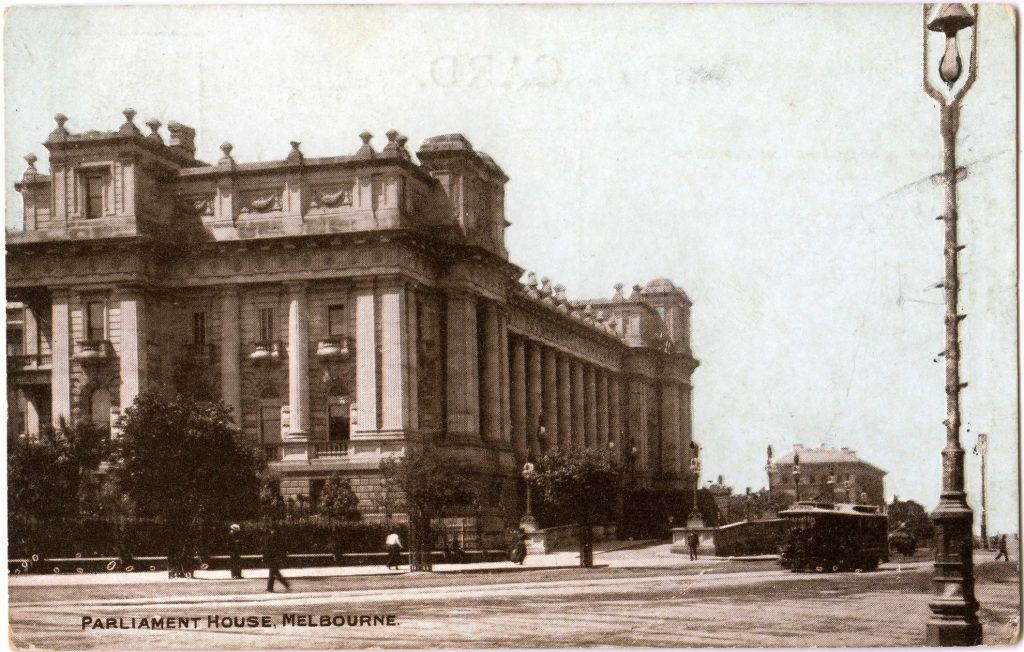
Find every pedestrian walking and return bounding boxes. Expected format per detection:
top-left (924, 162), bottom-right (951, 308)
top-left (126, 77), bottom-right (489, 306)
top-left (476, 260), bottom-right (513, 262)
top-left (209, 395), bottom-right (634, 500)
top-left (228, 524), bottom-right (243, 579)
top-left (512, 528), bottom-right (528, 565)
top-left (994, 534), bottom-right (1009, 562)
top-left (264, 527), bottom-right (290, 592)
top-left (687, 531), bottom-right (700, 561)
top-left (385, 530), bottom-right (403, 570)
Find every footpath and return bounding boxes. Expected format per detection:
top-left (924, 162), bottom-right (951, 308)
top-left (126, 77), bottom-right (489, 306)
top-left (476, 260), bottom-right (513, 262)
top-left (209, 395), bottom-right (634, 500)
top-left (8, 540), bottom-right (738, 587)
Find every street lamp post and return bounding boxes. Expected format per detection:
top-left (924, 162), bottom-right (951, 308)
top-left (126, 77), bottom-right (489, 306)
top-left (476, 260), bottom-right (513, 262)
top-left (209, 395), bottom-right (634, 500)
top-left (688, 442), bottom-right (703, 526)
top-left (922, 4), bottom-right (982, 646)
top-left (520, 462), bottom-right (538, 533)
top-left (792, 450), bottom-right (801, 503)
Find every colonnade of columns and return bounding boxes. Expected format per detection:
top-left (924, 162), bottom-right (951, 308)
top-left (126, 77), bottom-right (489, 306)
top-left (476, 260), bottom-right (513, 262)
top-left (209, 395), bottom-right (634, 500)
top-left (507, 333), bottom-right (660, 464)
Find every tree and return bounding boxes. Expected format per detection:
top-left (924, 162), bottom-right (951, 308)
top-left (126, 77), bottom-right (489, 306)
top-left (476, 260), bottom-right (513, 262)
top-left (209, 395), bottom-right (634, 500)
top-left (379, 449), bottom-right (472, 571)
top-left (887, 496), bottom-right (934, 542)
top-left (724, 488), bottom-right (795, 524)
top-left (531, 446), bottom-right (620, 568)
top-left (108, 391), bottom-right (265, 560)
top-left (318, 472), bottom-right (362, 561)
top-left (8, 417), bottom-right (109, 523)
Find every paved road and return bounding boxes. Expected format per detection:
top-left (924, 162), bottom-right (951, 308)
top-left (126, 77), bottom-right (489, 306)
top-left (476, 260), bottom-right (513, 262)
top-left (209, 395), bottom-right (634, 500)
top-left (9, 548), bottom-right (1019, 649)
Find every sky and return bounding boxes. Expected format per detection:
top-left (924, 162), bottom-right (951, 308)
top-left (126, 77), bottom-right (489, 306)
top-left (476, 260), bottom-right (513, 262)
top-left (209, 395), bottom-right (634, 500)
top-left (4, 5), bottom-right (1018, 534)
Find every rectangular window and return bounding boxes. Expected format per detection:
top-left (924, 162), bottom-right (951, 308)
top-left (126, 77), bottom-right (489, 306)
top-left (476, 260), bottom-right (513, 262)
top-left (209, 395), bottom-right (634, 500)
top-left (86, 302), bottom-right (105, 341)
top-left (327, 305), bottom-right (345, 337)
top-left (191, 311), bottom-right (206, 345)
top-left (85, 175), bottom-right (105, 219)
top-left (258, 307), bottom-right (274, 342)
top-left (260, 406), bottom-right (281, 444)
top-left (7, 327), bottom-right (24, 356)
top-left (328, 404), bottom-right (350, 442)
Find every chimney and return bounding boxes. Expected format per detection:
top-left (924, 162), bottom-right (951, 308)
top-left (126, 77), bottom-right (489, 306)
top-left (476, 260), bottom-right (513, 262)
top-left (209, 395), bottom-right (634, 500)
top-left (167, 121), bottom-right (196, 157)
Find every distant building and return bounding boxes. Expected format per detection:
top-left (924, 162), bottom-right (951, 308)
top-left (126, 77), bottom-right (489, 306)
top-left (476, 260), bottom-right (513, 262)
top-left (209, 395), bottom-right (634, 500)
top-left (767, 444), bottom-right (886, 506)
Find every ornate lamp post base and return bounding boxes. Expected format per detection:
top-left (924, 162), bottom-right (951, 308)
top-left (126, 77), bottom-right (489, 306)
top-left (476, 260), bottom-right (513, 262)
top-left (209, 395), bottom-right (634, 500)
top-left (519, 514), bottom-right (539, 533)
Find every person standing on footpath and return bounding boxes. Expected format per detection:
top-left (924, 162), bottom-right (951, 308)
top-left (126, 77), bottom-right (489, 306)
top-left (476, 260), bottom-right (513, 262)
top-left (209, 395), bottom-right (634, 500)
top-left (687, 531), bottom-right (700, 561)
top-left (228, 524), bottom-right (243, 579)
top-left (264, 526), bottom-right (290, 592)
top-left (385, 530), bottom-right (403, 570)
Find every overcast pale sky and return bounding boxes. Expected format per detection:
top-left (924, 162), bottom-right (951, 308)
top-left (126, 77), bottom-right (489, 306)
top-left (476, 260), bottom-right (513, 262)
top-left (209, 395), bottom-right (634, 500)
top-left (4, 5), bottom-right (1017, 533)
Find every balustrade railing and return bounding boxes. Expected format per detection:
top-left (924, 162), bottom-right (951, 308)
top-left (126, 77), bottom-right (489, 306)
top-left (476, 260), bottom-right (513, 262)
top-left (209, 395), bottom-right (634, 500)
top-left (312, 441), bottom-right (349, 458)
top-left (7, 353), bottom-right (53, 370)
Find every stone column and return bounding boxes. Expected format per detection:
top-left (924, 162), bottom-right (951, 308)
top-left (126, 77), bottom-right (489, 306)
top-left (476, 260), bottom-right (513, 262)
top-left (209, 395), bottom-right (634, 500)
top-left (380, 287), bottom-right (409, 432)
top-left (585, 365), bottom-right (598, 447)
top-left (405, 287), bottom-right (419, 431)
top-left (510, 335), bottom-right (528, 458)
top-left (557, 354), bottom-right (572, 447)
top-left (571, 360), bottom-right (585, 447)
top-left (446, 292), bottom-right (479, 438)
top-left (526, 341), bottom-right (543, 456)
top-left (220, 286), bottom-right (242, 424)
top-left (286, 283), bottom-right (310, 439)
top-left (609, 375), bottom-right (622, 451)
top-left (354, 286), bottom-right (378, 434)
top-left (498, 313), bottom-right (512, 444)
top-left (116, 286), bottom-right (147, 412)
top-left (479, 302), bottom-right (501, 441)
top-left (50, 288), bottom-right (72, 424)
top-left (680, 384), bottom-right (693, 456)
top-left (541, 347), bottom-right (558, 448)
top-left (627, 378), bottom-right (647, 476)
top-left (597, 370), bottom-right (609, 448)
top-left (661, 383), bottom-right (680, 477)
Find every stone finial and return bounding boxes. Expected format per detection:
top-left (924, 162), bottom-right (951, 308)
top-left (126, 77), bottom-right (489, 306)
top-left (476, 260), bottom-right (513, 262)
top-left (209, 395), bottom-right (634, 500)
top-left (527, 272), bottom-right (538, 289)
top-left (382, 129), bottom-right (400, 157)
top-left (612, 282), bottom-right (625, 301)
top-left (145, 118), bottom-right (163, 143)
top-left (396, 135), bottom-right (411, 160)
top-left (219, 142), bottom-right (235, 167)
top-left (629, 284), bottom-right (643, 300)
top-left (48, 114), bottom-right (70, 142)
top-left (540, 277), bottom-right (552, 297)
top-left (554, 284), bottom-right (567, 304)
top-left (286, 141), bottom-right (303, 164)
top-left (356, 131), bottom-right (376, 159)
top-left (119, 108), bottom-right (141, 136)
top-left (24, 153), bottom-right (37, 170)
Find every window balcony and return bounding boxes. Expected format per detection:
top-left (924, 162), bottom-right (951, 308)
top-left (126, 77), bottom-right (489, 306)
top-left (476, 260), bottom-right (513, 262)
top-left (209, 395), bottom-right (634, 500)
top-left (316, 336), bottom-right (352, 359)
top-left (7, 353), bottom-right (52, 371)
top-left (73, 340), bottom-right (111, 362)
top-left (312, 441), bottom-right (349, 458)
top-left (249, 340), bottom-right (282, 362)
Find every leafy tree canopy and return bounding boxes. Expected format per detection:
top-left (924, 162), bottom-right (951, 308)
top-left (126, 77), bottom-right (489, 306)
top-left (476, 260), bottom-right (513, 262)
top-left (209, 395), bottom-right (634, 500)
top-left (380, 449), bottom-right (472, 520)
top-left (108, 391), bottom-right (265, 527)
top-left (532, 446), bottom-right (620, 525)
top-left (8, 417), bottom-right (109, 521)
top-left (318, 472), bottom-right (362, 523)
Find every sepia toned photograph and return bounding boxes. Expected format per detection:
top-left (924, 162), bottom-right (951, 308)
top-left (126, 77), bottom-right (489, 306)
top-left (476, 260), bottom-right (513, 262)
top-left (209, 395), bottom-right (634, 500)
top-left (3, 3), bottom-right (1019, 649)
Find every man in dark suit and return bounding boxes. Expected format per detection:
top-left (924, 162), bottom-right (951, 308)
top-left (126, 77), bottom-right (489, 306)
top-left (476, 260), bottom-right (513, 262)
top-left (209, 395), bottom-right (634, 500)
top-left (229, 524), bottom-right (243, 579)
top-left (264, 527), bottom-right (290, 592)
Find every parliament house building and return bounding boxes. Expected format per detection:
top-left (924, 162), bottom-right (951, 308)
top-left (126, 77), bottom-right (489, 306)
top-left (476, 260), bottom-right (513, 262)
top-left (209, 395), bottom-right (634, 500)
top-left (6, 110), bottom-right (700, 523)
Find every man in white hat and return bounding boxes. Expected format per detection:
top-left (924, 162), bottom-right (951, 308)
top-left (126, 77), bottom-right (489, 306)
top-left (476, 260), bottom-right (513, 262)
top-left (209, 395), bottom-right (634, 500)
top-left (229, 524), bottom-right (243, 579)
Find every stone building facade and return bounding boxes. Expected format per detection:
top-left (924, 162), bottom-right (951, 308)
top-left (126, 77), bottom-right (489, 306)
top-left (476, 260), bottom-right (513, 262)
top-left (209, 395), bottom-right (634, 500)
top-left (6, 110), bottom-right (700, 522)
top-left (767, 444), bottom-right (886, 507)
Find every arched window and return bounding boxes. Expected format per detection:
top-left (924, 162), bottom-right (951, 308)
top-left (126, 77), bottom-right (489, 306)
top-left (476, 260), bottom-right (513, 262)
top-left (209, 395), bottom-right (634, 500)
top-left (90, 388), bottom-right (112, 429)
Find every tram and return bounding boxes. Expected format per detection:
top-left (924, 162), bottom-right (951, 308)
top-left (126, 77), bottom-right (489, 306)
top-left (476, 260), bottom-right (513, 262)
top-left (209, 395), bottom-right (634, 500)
top-left (777, 501), bottom-right (889, 572)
